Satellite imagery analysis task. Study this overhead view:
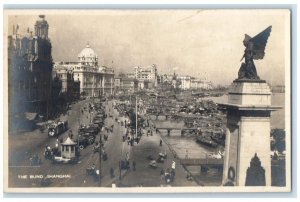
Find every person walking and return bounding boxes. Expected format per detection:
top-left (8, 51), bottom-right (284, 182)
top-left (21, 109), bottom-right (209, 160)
top-left (160, 139), bottom-right (163, 146)
top-left (55, 138), bottom-right (59, 148)
top-left (160, 169), bottom-right (165, 180)
top-left (68, 130), bottom-right (73, 139)
top-left (172, 161), bottom-right (176, 171)
top-left (132, 160), bottom-right (136, 171)
top-left (110, 167), bottom-right (115, 178)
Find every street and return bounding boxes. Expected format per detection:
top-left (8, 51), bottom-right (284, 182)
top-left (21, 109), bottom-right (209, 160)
top-left (8, 97), bottom-right (199, 188)
top-left (8, 98), bottom-right (131, 187)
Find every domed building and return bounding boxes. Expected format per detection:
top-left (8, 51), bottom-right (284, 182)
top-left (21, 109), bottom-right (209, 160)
top-left (77, 43), bottom-right (98, 66)
top-left (54, 43), bottom-right (114, 98)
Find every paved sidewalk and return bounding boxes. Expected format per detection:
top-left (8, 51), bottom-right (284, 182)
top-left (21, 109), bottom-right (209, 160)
top-left (120, 122), bottom-right (198, 187)
top-left (98, 100), bottom-right (132, 187)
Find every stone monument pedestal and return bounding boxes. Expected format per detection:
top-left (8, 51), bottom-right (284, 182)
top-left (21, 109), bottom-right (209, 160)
top-left (220, 79), bottom-right (281, 186)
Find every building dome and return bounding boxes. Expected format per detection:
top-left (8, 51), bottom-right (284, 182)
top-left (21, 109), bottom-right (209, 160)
top-left (78, 43), bottom-right (98, 66)
top-left (78, 43), bottom-right (98, 59)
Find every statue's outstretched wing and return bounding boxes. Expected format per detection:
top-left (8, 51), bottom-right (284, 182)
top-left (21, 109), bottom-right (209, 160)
top-left (249, 26), bottom-right (272, 60)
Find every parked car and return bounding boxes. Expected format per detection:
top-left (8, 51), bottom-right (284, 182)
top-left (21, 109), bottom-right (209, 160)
top-left (48, 121), bottom-right (68, 137)
top-left (76, 134), bottom-right (93, 150)
top-left (93, 119), bottom-right (104, 128)
top-left (78, 125), bottom-right (98, 136)
top-left (89, 124), bottom-right (100, 134)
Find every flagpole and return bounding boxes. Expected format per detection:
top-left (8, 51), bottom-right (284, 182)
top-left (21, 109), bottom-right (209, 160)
top-left (111, 61), bottom-right (113, 96)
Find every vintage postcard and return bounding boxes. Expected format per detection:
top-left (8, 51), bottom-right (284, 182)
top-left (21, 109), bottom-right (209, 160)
top-left (3, 9), bottom-right (291, 193)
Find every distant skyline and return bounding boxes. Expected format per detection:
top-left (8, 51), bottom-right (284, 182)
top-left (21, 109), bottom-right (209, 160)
top-left (6, 9), bottom-right (290, 85)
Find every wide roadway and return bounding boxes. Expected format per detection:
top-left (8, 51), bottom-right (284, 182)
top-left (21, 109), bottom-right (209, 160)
top-left (8, 98), bottom-right (131, 188)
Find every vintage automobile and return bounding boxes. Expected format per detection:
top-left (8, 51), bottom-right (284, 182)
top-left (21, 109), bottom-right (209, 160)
top-left (78, 125), bottom-right (98, 136)
top-left (157, 152), bottom-right (167, 163)
top-left (89, 124), bottom-right (100, 134)
top-left (93, 143), bottom-right (100, 153)
top-left (52, 156), bottom-right (71, 164)
top-left (86, 166), bottom-right (96, 176)
top-left (76, 134), bottom-right (94, 150)
top-left (52, 155), bottom-right (78, 164)
top-left (102, 151), bottom-right (108, 161)
top-left (149, 160), bottom-right (157, 169)
top-left (44, 146), bottom-right (60, 160)
top-left (48, 121), bottom-right (68, 137)
top-left (159, 152), bottom-right (167, 159)
top-left (93, 118), bottom-right (104, 128)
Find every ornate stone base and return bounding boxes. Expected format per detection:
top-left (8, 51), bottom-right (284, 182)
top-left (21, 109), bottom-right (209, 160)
top-left (221, 80), bottom-right (276, 186)
top-left (228, 80), bottom-right (271, 106)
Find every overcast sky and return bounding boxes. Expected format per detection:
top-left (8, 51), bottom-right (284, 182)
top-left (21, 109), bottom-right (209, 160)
top-left (7, 9), bottom-right (290, 85)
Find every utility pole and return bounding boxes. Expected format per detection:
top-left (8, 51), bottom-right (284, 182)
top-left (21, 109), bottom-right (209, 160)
top-left (135, 95), bottom-right (138, 141)
top-left (111, 76), bottom-right (113, 96)
top-left (102, 76), bottom-right (105, 96)
top-left (119, 160), bottom-right (121, 180)
top-left (98, 131), bottom-right (102, 187)
top-left (92, 74), bottom-right (95, 105)
top-left (129, 92), bottom-right (132, 104)
top-left (111, 61), bottom-right (113, 96)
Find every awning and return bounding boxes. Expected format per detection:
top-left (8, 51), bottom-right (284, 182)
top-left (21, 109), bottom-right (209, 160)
top-left (25, 112), bottom-right (38, 121)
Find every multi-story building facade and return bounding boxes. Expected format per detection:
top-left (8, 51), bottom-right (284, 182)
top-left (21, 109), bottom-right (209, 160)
top-left (190, 77), bottom-right (213, 90)
top-left (114, 77), bottom-right (138, 93)
top-left (121, 78), bottom-right (138, 92)
top-left (54, 44), bottom-right (114, 97)
top-left (178, 76), bottom-right (192, 90)
top-left (114, 77), bottom-right (122, 91)
top-left (72, 80), bottom-right (81, 100)
top-left (157, 72), bottom-right (213, 91)
top-left (133, 64), bottom-right (158, 89)
top-left (8, 15), bottom-right (53, 123)
top-left (52, 65), bottom-right (80, 102)
top-left (167, 73), bottom-right (213, 90)
top-left (160, 74), bottom-right (174, 84)
top-left (126, 73), bottom-right (135, 79)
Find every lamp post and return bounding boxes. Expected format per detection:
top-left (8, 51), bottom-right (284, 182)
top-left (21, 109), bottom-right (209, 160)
top-left (92, 74), bottom-right (95, 105)
top-left (98, 131), bottom-right (102, 187)
top-left (77, 117), bottom-right (80, 147)
top-left (135, 95), bottom-right (138, 141)
top-left (90, 111), bottom-right (93, 123)
top-left (119, 160), bottom-right (121, 180)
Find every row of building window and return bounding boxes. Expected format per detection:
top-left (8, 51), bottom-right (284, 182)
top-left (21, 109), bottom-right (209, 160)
top-left (62, 145), bottom-right (75, 152)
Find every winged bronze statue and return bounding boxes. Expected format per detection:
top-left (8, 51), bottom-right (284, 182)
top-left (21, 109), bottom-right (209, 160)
top-left (238, 26), bottom-right (272, 80)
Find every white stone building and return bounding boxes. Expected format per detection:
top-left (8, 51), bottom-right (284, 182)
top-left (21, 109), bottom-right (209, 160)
top-left (190, 77), bottom-right (213, 90)
top-left (133, 64), bottom-right (158, 88)
top-left (54, 44), bottom-right (114, 97)
top-left (178, 76), bottom-right (192, 90)
top-left (174, 75), bottom-right (213, 90)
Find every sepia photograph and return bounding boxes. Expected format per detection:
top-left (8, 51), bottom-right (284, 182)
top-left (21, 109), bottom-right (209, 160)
top-left (3, 9), bottom-right (291, 193)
